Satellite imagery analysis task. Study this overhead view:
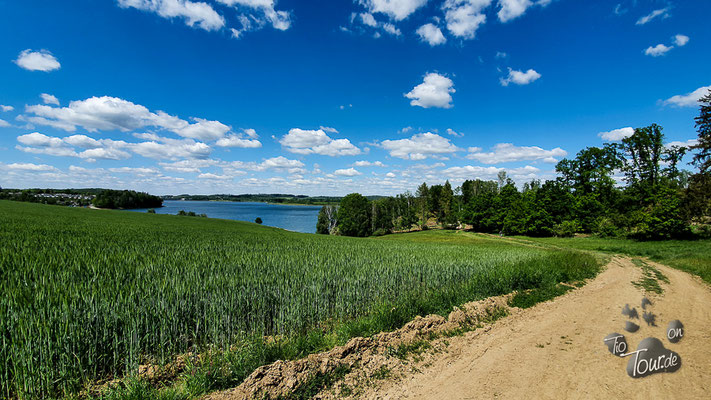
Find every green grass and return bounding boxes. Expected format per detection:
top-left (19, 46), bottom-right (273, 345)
top-left (515, 236), bottom-right (711, 285)
top-left (0, 201), bottom-right (600, 399)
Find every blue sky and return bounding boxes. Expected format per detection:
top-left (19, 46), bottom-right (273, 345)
top-left (0, 0), bottom-right (709, 195)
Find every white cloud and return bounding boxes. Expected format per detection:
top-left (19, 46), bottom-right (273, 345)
top-left (64, 134), bottom-right (103, 149)
top-left (385, 172), bottom-right (396, 177)
top-left (499, 67), bottom-right (541, 86)
top-left (218, 0), bottom-right (292, 37)
top-left (636, 7), bottom-right (670, 25)
top-left (446, 128), bottom-right (463, 137)
top-left (215, 135), bottom-right (261, 148)
top-left (360, 12), bottom-right (378, 26)
top-left (598, 127), bottom-right (634, 141)
top-left (667, 139), bottom-right (698, 149)
top-left (117, 0), bottom-right (225, 31)
top-left (1, 105), bottom-right (14, 112)
top-left (673, 34), bottom-right (689, 47)
top-left (495, 51), bottom-right (507, 58)
top-left (443, 0), bottom-right (492, 39)
top-left (443, 164), bottom-right (542, 181)
top-left (40, 93), bottom-right (60, 105)
top-left (279, 128), bottom-right (361, 156)
top-left (320, 126), bottom-right (339, 133)
top-left (0, 119), bottom-right (10, 128)
top-left (258, 156), bottom-right (305, 170)
top-left (5, 162), bottom-right (58, 172)
top-left (467, 143), bottom-right (566, 163)
top-left (381, 132), bottom-right (460, 160)
top-left (109, 167), bottom-right (159, 175)
top-left (14, 49), bottom-right (61, 72)
top-left (497, 0), bottom-right (531, 22)
top-left (334, 167), bottom-right (362, 176)
top-left (132, 138), bottom-right (211, 160)
top-left (644, 43), bottom-right (672, 57)
top-left (23, 96), bottom-right (233, 141)
top-left (175, 118), bottom-right (230, 141)
top-left (416, 23), bottom-right (446, 46)
top-left (353, 160), bottom-right (386, 167)
top-left (198, 172), bottom-right (232, 180)
top-left (361, 0), bottom-right (429, 21)
top-left (16, 132), bottom-right (135, 161)
top-left (662, 85), bottom-right (711, 107)
top-left (405, 72), bottom-right (455, 109)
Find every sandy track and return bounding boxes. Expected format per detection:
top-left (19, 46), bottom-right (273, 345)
top-left (368, 257), bottom-right (711, 399)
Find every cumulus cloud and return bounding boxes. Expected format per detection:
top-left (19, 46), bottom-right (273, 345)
top-left (467, 143), bottom-right (566, 164)
top-left (16, 131), bottom-right (213, 162)
top-left (131, 138), bottom-right (211, 160)
top-left (0, 119), bottom-right (10, 128)
top-left (40, 93), bottom-right (60, 105)
top-left (215, 135), bottom-right (261, 148)
top-left (360, 0), bottom-right (429, 21)
top-left (16, 132), bottom-right (134, 161)
top-left (350, 11), bottom-right (402, 36)
top-left (219, 0), bottom-right (292, 38)
top-left (443, 0), bottom-right (492, 39)
top-left (636, 7), bottom-right (670, 25)
top-left (673, 34), bottom-right (689, 47)
top-left (405, 73), bottom-right (455, 109)
top-left (497, 0), bottom-right (531, 22)
top-left (662, 85), bottom-right (711, 107)
top-left (22, 96), bottom-right (233, 141)
top-left (446, 128), bottom-right (463, 137)
top-left (14, 49), bottom-right (61, 72)
top-left (381, 132), bottom-right (460, 160)
top-left (4, 162), bottom-right (58, 172)
top-left (353, 160), bottom-right (386, 167)
top-left (1, 105), bottom-right (14, 112)
top-left (117, 0), bottom-right (226, 31)
top-left (416, 23), bottom-right (447, 46)
top-left (444, 164), bottom-right (542, 181)
top-left (499, 67), bottom-right (541, 86)
top-left (279, 128), bottom-right (361, 156)
top-left (644, 43), bottom-right (672, 57)
top-left (334, 167), bottom-right (362, 176)
top-left (598, 127), bottom-right (634, 141)
top-left (198, 172), bottom-right (232, 180)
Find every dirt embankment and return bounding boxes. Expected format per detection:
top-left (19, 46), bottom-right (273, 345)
top-left (206, 257), bottom-right (711, 399)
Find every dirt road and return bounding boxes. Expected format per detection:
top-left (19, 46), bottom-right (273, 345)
top-left (367, 257), bottom-right (711, 399)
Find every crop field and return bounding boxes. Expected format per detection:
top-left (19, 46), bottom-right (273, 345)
top-left (0, 201), bottom-right (600, 399)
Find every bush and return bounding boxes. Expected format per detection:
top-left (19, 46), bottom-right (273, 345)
top-left (255, 217), bottom-right (263, 224)
top-left (554, 220), bottom-right (580, 237)
top-left (372, 228), bottom-right (388, 237)
top-left (147, 209), bottom-right (156, 214)
top-left (593, 217), bottom-right (619, 238)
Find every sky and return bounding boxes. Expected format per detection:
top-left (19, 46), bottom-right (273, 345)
top-left (0, 0), bottom-right (709, 196)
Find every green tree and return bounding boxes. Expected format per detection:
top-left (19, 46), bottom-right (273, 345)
top-left (316, 205), bottom-right (337, 235)
top-left (416, 182), bottom-right (429, 228)
top-left (691, 88), bottom-right (711, 173)
top-left (337, 193), bottom-right (372, 237)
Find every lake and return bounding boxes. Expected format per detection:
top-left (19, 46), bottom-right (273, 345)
top-left (128, 200), bottom-right (321, 233)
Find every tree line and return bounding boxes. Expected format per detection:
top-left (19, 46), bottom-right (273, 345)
top-left (318, 90), bottom-right (711, 240)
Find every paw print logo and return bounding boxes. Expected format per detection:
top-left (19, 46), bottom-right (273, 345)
top-left (603, 297), bottom-right (684, 378)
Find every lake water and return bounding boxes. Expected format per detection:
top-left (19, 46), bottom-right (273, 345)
top-left (128, 200), bottom-right (321, 233)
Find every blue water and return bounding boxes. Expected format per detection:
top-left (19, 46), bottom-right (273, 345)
top-left (128, 200), bottom-right (321, 233)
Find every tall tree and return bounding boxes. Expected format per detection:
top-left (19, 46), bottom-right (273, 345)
top-left (416, 182), bottom-right (429, 228)
top-left (691, 88), bottom-right (711, 173)
top-left (316, 205), bottom-right (337, 234)
top-left (337, 193), bottom-right (372, 237)
top-left (619, 124), bottom-right (665, 194)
